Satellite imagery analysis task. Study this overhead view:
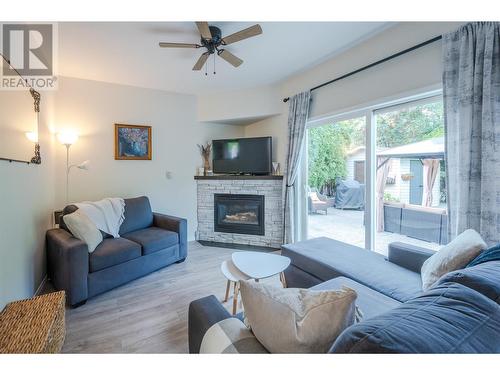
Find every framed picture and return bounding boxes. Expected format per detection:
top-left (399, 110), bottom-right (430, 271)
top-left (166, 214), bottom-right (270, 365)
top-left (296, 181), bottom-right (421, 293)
top-left (114, 124), bottom-right (152, 160)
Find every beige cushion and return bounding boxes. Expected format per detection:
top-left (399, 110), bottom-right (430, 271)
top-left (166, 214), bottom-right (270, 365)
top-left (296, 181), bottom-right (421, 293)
top-left (63, 210), bottom-right (103, 253)
top-left (421, 229), bottom-right (487, 290)
top-left (309, 192), bottom-right (320, 202)
top-left (239, 281), bottom-right (358, 353)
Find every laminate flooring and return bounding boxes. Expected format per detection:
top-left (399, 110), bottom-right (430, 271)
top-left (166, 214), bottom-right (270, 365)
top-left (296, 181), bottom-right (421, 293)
top-left (53, 242), bottom-right (281, 353)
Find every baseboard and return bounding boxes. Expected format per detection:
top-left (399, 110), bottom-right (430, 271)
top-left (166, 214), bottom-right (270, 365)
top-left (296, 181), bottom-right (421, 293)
top-left (198, 240), bottom-right (279, 253)
top-left (34, 275), bottom-right (48, 297)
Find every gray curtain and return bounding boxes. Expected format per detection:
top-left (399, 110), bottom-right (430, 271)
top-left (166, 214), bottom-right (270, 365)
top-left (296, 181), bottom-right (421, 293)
top-left (283, 91), bottom-right (311, 243)
top-left (443, 22), bottom-right (500, 244)
top-left (421, 159), bottom-right (440, 207)
top-left (376, 157), bottom-right (390, 232)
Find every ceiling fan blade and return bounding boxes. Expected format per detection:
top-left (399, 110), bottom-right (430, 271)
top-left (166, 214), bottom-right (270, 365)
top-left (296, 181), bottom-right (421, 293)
top-left (218, 49), bottom-right (243, 68)
top-left (196, 22), bottom-right (212, 40)
top-left (221, 24), bottom-right (262, 45)
top-left (159, 42), bottom-right (200, 48)
top-left (193, 52), bottom-right (210, 71)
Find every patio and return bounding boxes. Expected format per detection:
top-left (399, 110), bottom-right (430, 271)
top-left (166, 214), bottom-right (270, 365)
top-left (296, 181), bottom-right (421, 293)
top-left (307, 207), bottom-right (441, 256)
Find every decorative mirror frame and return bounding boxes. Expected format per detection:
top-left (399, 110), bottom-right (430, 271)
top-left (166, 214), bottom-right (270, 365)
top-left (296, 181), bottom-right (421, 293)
top-left (0, 54), bottom-right (42, 165)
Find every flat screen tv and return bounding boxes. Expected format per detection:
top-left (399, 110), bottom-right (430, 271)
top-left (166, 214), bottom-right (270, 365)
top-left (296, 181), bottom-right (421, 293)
top-left (212, 136), bottom-right (272, 175)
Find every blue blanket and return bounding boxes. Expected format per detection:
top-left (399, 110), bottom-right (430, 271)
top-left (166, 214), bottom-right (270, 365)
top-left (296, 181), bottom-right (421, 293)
top-left (467, 243), bottom-right (500, 268)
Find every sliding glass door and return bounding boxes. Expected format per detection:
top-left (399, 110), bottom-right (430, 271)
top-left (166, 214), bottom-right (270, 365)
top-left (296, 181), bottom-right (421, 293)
top-left (306, 116), bottom-right (366, 248)
top-left (374, 99), bottom-right (446, 255)
top-left (304, 94), bottom-right (446, 255)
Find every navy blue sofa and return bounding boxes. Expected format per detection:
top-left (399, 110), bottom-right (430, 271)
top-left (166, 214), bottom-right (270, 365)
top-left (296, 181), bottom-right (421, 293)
top-left (46, 196), bottom-right (187, 307)
top-left (188, 237), bottom-right (500, 353)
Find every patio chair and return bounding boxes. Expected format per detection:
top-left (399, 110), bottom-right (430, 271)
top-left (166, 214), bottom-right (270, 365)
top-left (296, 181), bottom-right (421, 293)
top-left (308, 191), bottom-right (331, 214)
top-left (313, 189), bottom-right (335, 207)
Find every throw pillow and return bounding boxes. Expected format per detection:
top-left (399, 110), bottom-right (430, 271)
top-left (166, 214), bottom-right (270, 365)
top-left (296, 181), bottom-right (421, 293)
top-left (63, 210), bottom-right (103, 253)
top-left (421, 229), bottom-right (487, 290)
top-left (200, 318), bottom-right (268, 353)
top-left (239, 281), bottom-right (358, 353)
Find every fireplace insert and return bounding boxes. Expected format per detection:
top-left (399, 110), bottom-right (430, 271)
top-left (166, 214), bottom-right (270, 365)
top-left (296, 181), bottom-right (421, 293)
top-left (214, 194), bottom-right (265, 235)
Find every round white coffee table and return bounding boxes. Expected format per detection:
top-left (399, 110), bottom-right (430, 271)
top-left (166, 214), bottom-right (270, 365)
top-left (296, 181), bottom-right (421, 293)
top-left (232, 251), bottom-right (290, 286)
top-left (220, 251), bottom-right (291, 314)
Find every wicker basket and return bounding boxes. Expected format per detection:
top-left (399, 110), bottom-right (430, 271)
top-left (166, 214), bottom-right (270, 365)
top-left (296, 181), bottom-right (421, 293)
top-left (0, 291), bottom-right (66, 353)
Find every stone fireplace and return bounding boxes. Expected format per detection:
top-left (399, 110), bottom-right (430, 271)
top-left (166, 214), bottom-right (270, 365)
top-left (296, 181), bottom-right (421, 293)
top-left (195, 176), bottom-right (283, 249)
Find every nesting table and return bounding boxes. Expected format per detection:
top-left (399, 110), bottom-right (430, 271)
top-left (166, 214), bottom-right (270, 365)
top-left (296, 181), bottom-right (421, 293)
top-left (220, 251), bottom-right (291, 314)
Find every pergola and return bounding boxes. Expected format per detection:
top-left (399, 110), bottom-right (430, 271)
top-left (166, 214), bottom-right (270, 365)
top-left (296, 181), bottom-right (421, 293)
top-left (376, 137), bottom-right (445, 231)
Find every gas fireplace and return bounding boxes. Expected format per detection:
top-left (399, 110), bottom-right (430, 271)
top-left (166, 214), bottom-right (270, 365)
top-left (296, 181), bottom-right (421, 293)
top-left (214, 194), bottom-right (265, 236)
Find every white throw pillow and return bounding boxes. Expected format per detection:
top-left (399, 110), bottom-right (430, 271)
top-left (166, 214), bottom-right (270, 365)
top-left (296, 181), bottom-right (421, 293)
top-left (63, 210), bottom-right (103, 253)
top-left (239, 281), bottom-right (358, 353)
top-left (421, 229), bottom-right (487, 290)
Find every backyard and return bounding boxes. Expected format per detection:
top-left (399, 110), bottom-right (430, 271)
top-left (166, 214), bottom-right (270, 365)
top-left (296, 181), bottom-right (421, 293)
top-left (307, 207), bottom-right (441, 256)
top-left (307, 99), bottom-right (447, 255)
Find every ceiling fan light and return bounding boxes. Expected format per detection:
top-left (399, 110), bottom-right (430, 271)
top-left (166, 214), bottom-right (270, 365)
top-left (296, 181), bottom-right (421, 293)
top-left (159, 22), bottom-right (261, 73)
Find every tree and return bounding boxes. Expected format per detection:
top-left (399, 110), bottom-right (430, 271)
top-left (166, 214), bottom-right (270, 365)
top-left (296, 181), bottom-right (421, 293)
top-left (308, 118), bottom-right (364, 194)
top-left (376, 102), bottom-right (444, 147)
top-left (308, 101), bottom-right (444, 194)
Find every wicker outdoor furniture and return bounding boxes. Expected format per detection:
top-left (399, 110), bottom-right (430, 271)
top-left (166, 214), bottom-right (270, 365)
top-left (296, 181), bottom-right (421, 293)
top-left (308, 191), bottom-right (334, 214)
top-left (0, 291), bottom-right (66, 353)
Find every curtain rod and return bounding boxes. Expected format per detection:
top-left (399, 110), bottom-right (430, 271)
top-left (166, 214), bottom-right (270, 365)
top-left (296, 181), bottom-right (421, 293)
top-left (283, 35), bottom-right (443, 103)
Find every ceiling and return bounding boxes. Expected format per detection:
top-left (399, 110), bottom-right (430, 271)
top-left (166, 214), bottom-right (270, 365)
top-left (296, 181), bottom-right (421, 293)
top-left (58, 22), bottom-right (391, 94)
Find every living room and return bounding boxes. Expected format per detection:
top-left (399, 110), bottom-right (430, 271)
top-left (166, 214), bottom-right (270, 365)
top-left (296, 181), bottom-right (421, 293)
top-left (1, 0), bottom-right (499, 372)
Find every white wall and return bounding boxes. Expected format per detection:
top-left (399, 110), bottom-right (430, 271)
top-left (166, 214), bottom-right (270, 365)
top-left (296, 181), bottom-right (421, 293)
top-left (244, 22), bottom-right (464, 166)
top-left (0, 76), bottom-right (243, 309)
top-left (197, 85), bottom-right (282, 124)
top-left (0, 93), bottom-right (56, 310)
top-left (52, 77), bottom-right (244, 241)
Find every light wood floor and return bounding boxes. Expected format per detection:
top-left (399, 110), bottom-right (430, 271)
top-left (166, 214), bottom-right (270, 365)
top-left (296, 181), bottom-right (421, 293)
top-left (55, 242), bottom-right (280, 353)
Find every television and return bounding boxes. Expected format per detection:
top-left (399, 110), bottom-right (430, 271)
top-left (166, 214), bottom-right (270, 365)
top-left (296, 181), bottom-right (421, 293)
top-left (212, 136), bottom-right (272, 175)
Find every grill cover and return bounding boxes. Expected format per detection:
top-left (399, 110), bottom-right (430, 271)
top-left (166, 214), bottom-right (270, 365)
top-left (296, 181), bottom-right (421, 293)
top-left (335, 180), bottom-right (365, 209)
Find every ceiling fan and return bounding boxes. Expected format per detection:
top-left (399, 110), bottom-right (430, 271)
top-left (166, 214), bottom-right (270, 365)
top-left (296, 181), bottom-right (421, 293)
top-left (159, 22), bottom-right (263, 73)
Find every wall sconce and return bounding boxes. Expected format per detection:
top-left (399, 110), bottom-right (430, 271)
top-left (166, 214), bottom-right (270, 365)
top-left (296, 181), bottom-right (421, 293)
top-left (57, 131), bottom-right (90, 203)
top-left (25, 132), bottom-right (38, 143)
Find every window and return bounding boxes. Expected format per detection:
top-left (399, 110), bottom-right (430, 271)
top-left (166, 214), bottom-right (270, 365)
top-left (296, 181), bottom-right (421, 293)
top-left (375, 99), bottom-right (446, 254)
top-left (303, 94), bottom-right (446, 255)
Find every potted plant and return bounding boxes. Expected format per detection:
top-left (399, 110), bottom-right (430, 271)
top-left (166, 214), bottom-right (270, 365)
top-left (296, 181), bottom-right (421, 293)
top-left (401, 173), bottom-right (414, 181)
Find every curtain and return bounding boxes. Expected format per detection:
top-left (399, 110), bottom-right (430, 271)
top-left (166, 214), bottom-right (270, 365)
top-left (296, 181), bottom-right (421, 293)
top-left (421, 159), bottom-right (440, 207)
top-left (283, 91), bottom-right (311, 243)
top-left (443, 22), bottom-right (500, 244)
top-left (376, 157), bottom-right (390, 232)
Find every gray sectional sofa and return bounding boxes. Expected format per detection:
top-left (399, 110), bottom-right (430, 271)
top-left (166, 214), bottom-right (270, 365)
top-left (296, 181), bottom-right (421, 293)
top-left (188, 237), bottom-right (500, 353)
top-left (46, 196), bottom-right (187, 307)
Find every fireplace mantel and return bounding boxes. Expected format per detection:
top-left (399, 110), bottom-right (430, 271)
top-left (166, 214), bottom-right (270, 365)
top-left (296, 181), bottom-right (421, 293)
top-left (194, 175), bottom-right (283, 181)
